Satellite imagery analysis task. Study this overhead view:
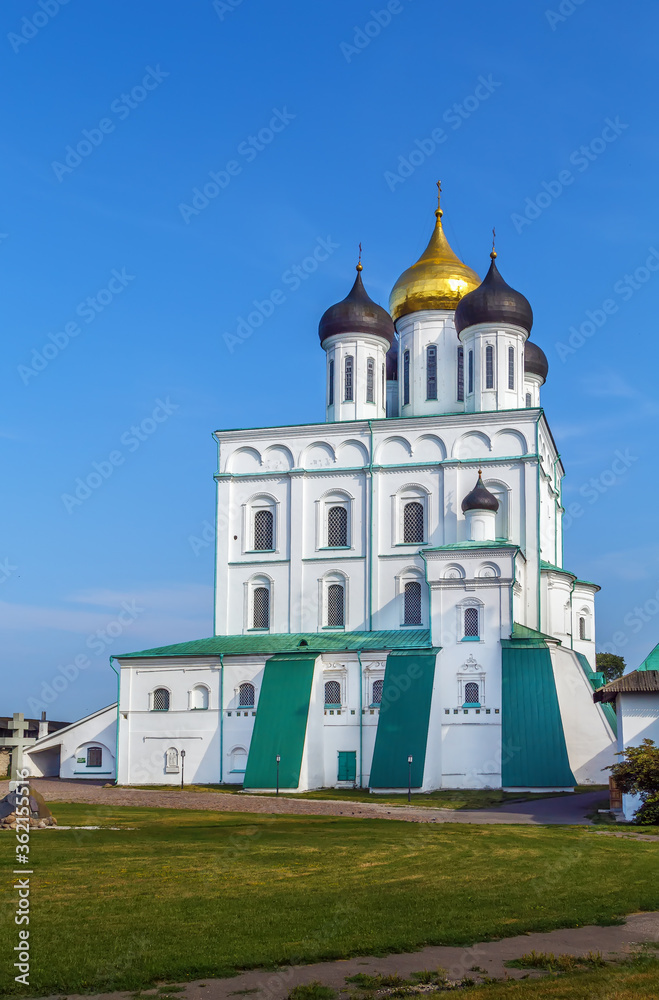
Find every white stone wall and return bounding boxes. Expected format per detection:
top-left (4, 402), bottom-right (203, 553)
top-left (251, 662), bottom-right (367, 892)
top-left (549, 646), bottom-right (616, 783)
top-left (26, 705), bottom-right (117, 780)
top-left (617, 691), bottom-right (659, 820)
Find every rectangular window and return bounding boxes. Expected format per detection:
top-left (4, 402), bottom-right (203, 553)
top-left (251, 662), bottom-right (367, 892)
top-left (457, 346), bottom-right (464, 401)
top-left (327, 584), bottom-right (345, 627)
top-left (337, 750), bottom-right (356, 782)
top-left (328, 359), bottom-right (334, 406)
top-left (426, 345), bottom-right (437, 400)
top-left (382, 362), bottom-right (385, 404)
top-left (403, 350), bottom-right (410, 406)
top-left (485, 345), bottom-right (494, 389)
top-left (87, 747), bottom-right (102, 767)
top-left (508, 346), bottom-right (515, 389)
top-left (344, 356), bottom-right (354, 401)
top-left (468, 350), bottom-right (474, 394)
top-left (366, 357), bottom-right (375, 402)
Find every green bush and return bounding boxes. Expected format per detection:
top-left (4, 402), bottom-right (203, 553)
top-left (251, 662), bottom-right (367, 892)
top-left (634, 792), bottom-right (659, 826)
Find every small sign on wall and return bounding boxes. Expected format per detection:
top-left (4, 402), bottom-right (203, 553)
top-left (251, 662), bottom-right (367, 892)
top-left (76, 757), bottom-right (86, 763)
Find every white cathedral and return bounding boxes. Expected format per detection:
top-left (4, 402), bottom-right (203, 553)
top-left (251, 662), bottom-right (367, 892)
top-left (28, 190), bottom-right (617, 792)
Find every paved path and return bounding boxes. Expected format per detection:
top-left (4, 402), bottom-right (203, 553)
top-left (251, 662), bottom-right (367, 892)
top-left (1, 778), bottom-right (610, 825)
top-left (36, 912), bottom-right (659, 1000)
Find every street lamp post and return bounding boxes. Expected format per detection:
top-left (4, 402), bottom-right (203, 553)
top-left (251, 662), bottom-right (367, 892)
top-left (407, 755), bottom-right (413, 803)
top-left (276, 754), bottom-right (281, 796)
top-left (180, 749), bottom-right (186, 790)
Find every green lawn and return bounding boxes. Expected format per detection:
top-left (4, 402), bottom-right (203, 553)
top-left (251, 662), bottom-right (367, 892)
top-left (0, 803), bottom-right (656, 996)
top-left (449, 956), bottom-right (659, 998)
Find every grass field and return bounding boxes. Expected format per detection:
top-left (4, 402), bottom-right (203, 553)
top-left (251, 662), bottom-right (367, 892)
top-left (445, 955), bottom-right (659, 998)
top-left (1, 803), bottom-right (657, 996)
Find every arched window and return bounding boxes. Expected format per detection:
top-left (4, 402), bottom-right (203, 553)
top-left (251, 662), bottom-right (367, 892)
top-left (230, 746), bottom-right (247, 773)
top-left (508, 345), bottom-right (515, 389)
top-left (381, 362), bottom-right (385, 403)
top-left (254, 509), bottom-right (274, 551)
top-left (372, 678), bottom-right (383, 705)
top-left (165, 747), bottom-right (179, 772)
top-left (253, 586), bottom-right (270, 628)
top-left (366, 357), bottom-right (375, 403)
top-left (152, 688), bottom-right (170, 712)
top-left (464, 682), bottom-right (480, 706)
top-left (579, 616), bottom-right (586, 640)
top-left (468, 349), bottom-right (474, 394)
top-left (327, 583), bottom-right (345, 627)
top-left (403, 350), bottom-right (410, 406)
top-left (404, 580), bottom-right (422, 625)
top-left (457, 346), bottom-right (464, 401)
top-left (239, 682), bottom-right (255, 707)
top-left (426, 345), bottom-right (437, 400)
top-left (327, 505), bottom-right (348, 547)
top-left (485, 345), bottom-right (494, 389)
top-left (191, 685), bottom-right (209, 710)
top-left (86, 747), bottom-right (102, 767)
top-left (525, 392), bottom-right (532, 407)
top-left (324, 680), bottom-right (341, 706)
top-left (328, 359), bottom-right (334, 406)
top-left (403, 501), bottom-right (424, 543)
top-left (344, 356), bottom-right (354, 401)
top-left (464, 607), bottom-right (480, 638)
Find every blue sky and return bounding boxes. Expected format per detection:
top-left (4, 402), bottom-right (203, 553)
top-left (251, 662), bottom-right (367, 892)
top-left (2, 0), bottom-right (659, 722)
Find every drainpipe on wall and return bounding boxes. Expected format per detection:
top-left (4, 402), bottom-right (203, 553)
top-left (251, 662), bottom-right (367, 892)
top-left (535, 414), bottom-right (542, 632)
top-left (553, 454), bottom-right (561, 568)
top-left (357, 649), bottom-right (363, 788)
top-left (568, 578), bottom-right (576, 650)
top-left (109, 657), bottom-right (120, 785)
top-left (367, 420), bottom-right (374, 631)
top-left (219, 653), bottom-right (224, 783)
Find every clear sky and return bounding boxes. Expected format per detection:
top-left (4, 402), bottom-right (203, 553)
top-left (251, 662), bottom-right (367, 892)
top-left (2, 0), bottom-right (659, 722)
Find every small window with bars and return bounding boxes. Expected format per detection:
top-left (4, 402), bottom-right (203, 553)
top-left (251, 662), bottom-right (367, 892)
top-left (579, 616), bottom-right (587, 640)
top-left (468, 350), bottom-right (474, 394)
top-left (239, 682), bottom-right (255, 707)
top-left (464, 607), bottom-right (479, 638)
top-left (525, 392), bottom-right (532, 407)
top-left (253, 586), bottom-right (270, 629)
top-left (426, 345), bottom-right (437, 400)
top-left (403, 350), bottom-right (410, 406)
top-left (485, 345), bottom-right (494, 389)
top-left (381, 362), bottom-right (385, 404)
top-left (457, 346), bottom-right (464, 401)
top-left (404, 580), bottom-right (422, 625)
top-left (87, 746), bottom-right (102, 767)
top-left (327, 505), bottom-right (348, 547)
top-left (324, 680), bottom-right (341, 706)
top-left (366, 357), bottom-right (375, 403)
top-left (344, 355), bottom-right (354, 401)
top-left (152, 688), bottom-right (170, 712)
top-left (508, 346), bottom-right (515, 389)
top-left (327, 583), bottom-right (345, 627)
top-left (328, 359), bottom-right (334, 406)
top-left (371, 678), bottom-right (383, 705)
top-left (254, 508), bottom-right (274, 550)
top-left (464, 682), bottom-right (480, 706)
top-left (403, 501), bottom-right (424, 543)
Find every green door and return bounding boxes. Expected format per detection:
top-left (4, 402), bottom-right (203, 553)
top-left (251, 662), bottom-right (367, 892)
top-left (337, 750), bottom-right (356, 782)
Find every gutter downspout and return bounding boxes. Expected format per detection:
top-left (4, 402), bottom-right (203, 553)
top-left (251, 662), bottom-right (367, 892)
top-left (109, 657), bottom-right (120, 784)
top-left (553, 454), bottom-right (561, 568)
top-left (535, 413), bottom-right (542, 632)
top-left (219, 653), bottom-right (224, 783)
top-left (367, 420), bottom-right (374, 631)
top-left (357, 650), bottom-right (363, 788)
top-left (213, 433), bottom-right (220, 635)
top-left (568, 578), bottom-right (576, 650)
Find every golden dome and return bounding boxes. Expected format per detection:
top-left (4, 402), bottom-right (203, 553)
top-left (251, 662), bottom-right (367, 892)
top-left (389, 190), bottom-right (481, 323)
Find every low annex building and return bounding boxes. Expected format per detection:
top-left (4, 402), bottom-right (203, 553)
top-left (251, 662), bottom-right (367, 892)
top-left (105, 189), bottom-right (615, 792)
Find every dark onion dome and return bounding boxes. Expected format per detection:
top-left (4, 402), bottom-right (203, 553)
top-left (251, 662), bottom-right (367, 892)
top-left (524, 340), bottom-right (548, 383)
top-left (461, 471), bottom-right (500, 513)
top-left (454, 252), bottom-right (533, 336)
top-left (386, 338), bottom-right (398, 380)
top-left (319, 264), bottom-right (395, 347)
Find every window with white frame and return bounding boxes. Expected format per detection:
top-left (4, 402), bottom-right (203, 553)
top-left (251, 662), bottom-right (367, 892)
top-left (327, 505), bottom-right (348, 547)
top-left (508, 345), bottom-right (515, 389)
top-left (464, 681), bottom-right (480, 705)
top-left (324, 680), bottom-right (342, 706)
top-left (254, 508), bottom-right (274, 551)
top-left (468, 349), bottom-right (474, 394)
top-left (239, 682), bottom-right (255, 707)
top-left (165, 747), bottom-right (179, 773)
top-left (525, 392), bottom-right (532, 407)
top-left (403, 501), bottom-right (424, 543)
top-left (344, 355), bottom-right (354, 401)
top-left (253, 586), bottom-right (270, 628)
top-left (86, 747), bottom-right (102, 767)
top-left (328, 359), bottom-right (334, 406)
top-left (371, 678), bottom-right (383, 705)
top-left (426, 345), bottom-right (437, 400)
top-left (457, 599), bottom-right (483, 642)
top-left (327, 583), bottom-right (345, 627)
top-left (464, 607), bottom-right (479, 638)
top-left (191, 685), bottom-right (209, 710)
top-left (403, 580), bottom-right (423, 625)
top-left (403, 349), bottom-right (410, 406)
top-left (457, 654), bottom-right (486, 707)
top-left (578, 612), bottom-right (591, 640)
top-left (457, 346), bottom-right (464, 401)
top-left (230, 746), bottom-right (247, 773)
top-left (152, 688), bottom-right (170, 711)
top-left (366, 357), bottom-right (375, 403)
top-left (485, 344), bottom-right (494, 389)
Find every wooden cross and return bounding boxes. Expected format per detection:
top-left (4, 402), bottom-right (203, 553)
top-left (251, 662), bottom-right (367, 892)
top-left (0, 713), bottom-right (36, 780)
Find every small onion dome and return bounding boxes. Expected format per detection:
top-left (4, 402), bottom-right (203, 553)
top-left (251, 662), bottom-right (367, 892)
top-left (319, 265), bottom-right (394, 347)
top-left (386, 338), bottom-right (398, 380)
top-left (524, 340), bottom-right (548, 383)
top-left (454, 253), bottom-right (533, 336)
top-left (461, 470), bottom-right (500, 513)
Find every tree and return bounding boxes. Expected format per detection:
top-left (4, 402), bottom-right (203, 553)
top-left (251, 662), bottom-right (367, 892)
top-left (607, 739), bottom-right (659, 825)
top-left (596, 652), bottom-right (625, 683)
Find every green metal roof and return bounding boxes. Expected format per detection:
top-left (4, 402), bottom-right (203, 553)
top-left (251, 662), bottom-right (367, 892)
top-left (116, 629), bottom-right (433, 659)
top-left (424, 540), bottom-right (519, 552)
top-left (637, 643), bottom-right (659, 672)
top-left (510, 622), bottom-right (560, 644)
top-left (540, 560), bottom-right (576, 577)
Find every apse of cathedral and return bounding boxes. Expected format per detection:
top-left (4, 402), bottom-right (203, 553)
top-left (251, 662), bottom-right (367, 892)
top-left (111, 186), bottom-right (616, 792)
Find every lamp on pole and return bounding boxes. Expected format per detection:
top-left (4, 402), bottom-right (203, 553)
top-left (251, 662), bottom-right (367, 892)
top-left (276, 754), bottom-right (281, 796)
top-left (180, 749), bottom-right (186, 790)
top-left (407, 755), bottom-right (413, 803)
